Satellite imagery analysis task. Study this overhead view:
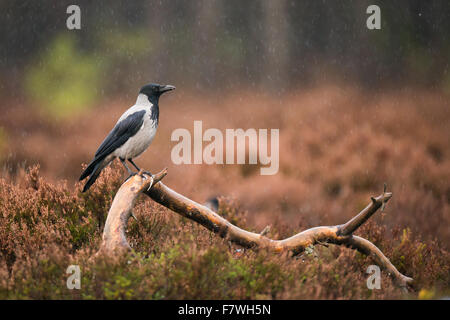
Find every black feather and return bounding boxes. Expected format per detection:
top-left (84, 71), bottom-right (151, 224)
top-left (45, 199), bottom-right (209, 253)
top-left (79, 156), bottom-right (103, 181)
top-left (82, 161), bottom-right (103, 192)
top-left (79, 110), bottom-right (146, 191)
top-left (94, 110), bottom-right (146, 159)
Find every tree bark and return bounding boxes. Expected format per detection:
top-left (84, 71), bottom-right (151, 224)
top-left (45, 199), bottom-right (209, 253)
top-left (98, 169), bottom-right (413, 289)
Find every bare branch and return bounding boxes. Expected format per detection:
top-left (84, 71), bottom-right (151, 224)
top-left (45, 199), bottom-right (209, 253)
top-left (337, 191), bottom-right (392, 236)
top-left (98, 171), bottom-right (413, 289)
top-left (98, 169), bottom-right (167, 254)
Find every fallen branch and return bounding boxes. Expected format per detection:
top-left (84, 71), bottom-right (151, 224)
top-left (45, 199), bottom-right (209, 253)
top-left (98, 169), bottom-right (413, 289)
top-left (98, 169), bottom-right (167, 254)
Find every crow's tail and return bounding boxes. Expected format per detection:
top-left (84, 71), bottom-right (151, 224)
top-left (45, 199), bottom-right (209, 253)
top-left (81, 160), bottom-right (105, 193)
top-left (79, 156), bottom-right (104, 181)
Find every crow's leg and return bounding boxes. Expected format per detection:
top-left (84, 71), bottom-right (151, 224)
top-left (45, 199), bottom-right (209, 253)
top-left (129, 159), bottom-right (152, 176)
top-left (122, 159), bottom-right (139, 223)
top-left (120, 157), bottom-right (135, 176)
top-left (128, 159), bottom-right (141, 171)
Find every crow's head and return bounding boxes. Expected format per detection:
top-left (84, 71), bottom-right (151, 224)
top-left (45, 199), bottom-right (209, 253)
top-left (139, 83), bottom-right (175, 99)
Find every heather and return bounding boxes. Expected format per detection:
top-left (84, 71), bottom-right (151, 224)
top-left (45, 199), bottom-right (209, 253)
top-left (0, 87), bottom-right (448, 299)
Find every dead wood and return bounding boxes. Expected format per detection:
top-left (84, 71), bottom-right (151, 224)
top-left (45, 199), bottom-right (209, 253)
top-left (98, 169), bottom-right (413, 289)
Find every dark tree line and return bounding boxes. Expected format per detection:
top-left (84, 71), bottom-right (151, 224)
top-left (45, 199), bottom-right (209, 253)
top-left (1, 0), bottom-right (449, 95)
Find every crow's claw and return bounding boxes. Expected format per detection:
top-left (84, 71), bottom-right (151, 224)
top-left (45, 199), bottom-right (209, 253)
top-left (125, 172), bottom-right (138, 182)
top-left (141, 171), bottom-right (153, 178)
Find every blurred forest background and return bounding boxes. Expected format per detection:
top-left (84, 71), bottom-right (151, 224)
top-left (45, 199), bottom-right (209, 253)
top-left (1, 0), bottom-right (450, 103)
top-left (0, 1), bottom-right (449, 299)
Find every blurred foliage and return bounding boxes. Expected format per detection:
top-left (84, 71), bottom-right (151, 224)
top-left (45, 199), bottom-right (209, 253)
top-left (96, 27), bottom-right (154, 93)
top-left (0, 0), bottom-right (449, 98)
top-left (23, 27), bottom-right (154, 118)
top-left (216, 34), bottom-right (246, 69)
top-left (442, 70), bottom-right (450, 95)
top-left (25, 34), bottom-right (102, 119)
top-left (0, 127), bottom-right (7, 160)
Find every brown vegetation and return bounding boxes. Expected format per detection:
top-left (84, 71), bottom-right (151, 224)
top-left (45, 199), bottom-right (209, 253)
top-left (0, 86), bottom-right (449, 299)
top-left (101, 169), bottom-right (414, 288)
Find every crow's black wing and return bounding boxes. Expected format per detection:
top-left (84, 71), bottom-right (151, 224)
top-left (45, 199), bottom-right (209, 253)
top-left (94, 110), bottom-right (146, 159)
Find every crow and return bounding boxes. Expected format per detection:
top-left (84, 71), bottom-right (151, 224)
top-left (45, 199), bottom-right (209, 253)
top-left (79, 83), bottom-right (175, 192)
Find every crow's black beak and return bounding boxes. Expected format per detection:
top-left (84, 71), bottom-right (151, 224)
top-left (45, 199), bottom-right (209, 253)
top-left (159, 85), bottom-right (176, 93)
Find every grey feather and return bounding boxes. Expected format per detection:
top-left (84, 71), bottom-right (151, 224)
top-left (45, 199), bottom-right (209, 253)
top-left (95, 110), bottom-right (146, 159)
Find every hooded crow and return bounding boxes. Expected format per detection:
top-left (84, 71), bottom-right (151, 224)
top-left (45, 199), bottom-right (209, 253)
top-left (79, 83), bottom-right (175, 192)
